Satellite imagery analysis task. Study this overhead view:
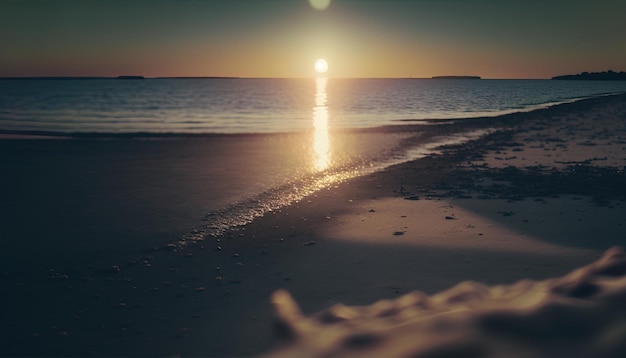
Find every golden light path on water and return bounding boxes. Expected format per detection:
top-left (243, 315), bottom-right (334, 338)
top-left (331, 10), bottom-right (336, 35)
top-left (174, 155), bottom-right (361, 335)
top-left (313, 77), bottom-right (330, 171)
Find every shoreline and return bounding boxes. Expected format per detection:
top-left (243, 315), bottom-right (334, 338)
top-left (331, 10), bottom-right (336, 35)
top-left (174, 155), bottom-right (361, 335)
top-left (2, 93), bottom-right (626, 356)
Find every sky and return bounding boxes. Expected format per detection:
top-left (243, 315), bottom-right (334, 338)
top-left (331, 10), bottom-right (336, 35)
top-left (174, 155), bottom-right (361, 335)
top-left (1, 0), bottom-right (625, 79)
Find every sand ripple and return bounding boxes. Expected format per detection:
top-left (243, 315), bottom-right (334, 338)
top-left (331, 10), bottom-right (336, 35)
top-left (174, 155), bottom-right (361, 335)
top-left (266, 247), bottom-right (626, 357)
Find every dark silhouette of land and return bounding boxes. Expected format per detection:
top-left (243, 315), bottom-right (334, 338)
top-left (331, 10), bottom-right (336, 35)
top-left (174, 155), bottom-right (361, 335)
top-left (117, 75), bottom-right (145, 80)
top-left (552, 70), bottom-right (626, 80)
top-left (432, 75), bottom-right (481, 80)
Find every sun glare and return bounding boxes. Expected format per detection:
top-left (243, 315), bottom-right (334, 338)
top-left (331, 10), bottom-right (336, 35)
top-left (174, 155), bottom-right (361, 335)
top-left (309, 0), bottom-right (331, 11)
top-left (314, 59), bottom-right (329, 74)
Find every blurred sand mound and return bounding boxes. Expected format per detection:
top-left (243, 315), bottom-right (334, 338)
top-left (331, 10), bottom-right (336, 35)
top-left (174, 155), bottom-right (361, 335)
top-left (265, 247), bottom-right (626, 358)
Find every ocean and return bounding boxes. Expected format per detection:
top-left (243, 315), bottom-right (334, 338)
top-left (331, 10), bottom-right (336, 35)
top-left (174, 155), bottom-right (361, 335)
top-left (2, 78), bottom-right (626, 134)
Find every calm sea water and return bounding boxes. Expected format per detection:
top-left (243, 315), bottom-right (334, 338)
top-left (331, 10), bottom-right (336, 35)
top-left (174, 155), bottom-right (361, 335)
top-left (1, 78), bottom-right (626, 134)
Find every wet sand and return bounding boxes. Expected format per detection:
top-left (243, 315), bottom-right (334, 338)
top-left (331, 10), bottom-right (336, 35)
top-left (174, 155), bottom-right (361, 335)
top-left (2, 94), bottom-right (626, 357)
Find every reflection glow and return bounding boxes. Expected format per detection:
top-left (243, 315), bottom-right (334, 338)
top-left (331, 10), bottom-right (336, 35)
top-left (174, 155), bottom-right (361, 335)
top-left (313, 77), bottom-right (330, 171)
top-left (309, 0), bottom-right (331, 11)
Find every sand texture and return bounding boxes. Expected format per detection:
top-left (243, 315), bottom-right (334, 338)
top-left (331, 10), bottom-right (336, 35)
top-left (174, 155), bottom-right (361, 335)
top-left (261, 94), bottom-right (626, 357)
top-left (266, 247), bottom-right (626, 358)
top-left (1, 94), bottom-right (626, 356)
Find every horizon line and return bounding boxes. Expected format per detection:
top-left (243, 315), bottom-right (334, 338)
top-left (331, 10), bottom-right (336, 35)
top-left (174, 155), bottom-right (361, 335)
top-left (0, 75), bottom-right (556, 80)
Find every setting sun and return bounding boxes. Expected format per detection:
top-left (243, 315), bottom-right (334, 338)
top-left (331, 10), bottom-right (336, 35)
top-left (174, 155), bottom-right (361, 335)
top-left (314, 59), bottom-right (329, 74)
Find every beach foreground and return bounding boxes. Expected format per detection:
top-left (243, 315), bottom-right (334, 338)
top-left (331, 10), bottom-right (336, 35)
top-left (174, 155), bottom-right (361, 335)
top-left (266, 247), bottom-right (626, 358)
top-left (1, 94), bottom-right (626, 356)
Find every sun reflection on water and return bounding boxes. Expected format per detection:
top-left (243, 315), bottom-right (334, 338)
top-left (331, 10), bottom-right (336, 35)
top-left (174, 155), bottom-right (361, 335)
top-left (313, 77), bottom-right (330, 171)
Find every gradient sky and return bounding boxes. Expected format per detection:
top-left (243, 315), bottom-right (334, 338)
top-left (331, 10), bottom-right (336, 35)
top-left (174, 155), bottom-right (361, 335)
top-left (1, 0), bottom-right (625, 79)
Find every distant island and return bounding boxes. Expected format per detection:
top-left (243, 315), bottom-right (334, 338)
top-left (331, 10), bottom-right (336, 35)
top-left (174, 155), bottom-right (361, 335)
top-left (552, 70), bottom-right (626, 81)
top-left (432, 76), bottom-right (481, 80)
top-left (117, 75), bottom-right (144, 80)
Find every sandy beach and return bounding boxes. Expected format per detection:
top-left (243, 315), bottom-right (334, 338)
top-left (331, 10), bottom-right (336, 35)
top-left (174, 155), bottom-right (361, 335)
top-left (2, 93), bottom-right (626, 357)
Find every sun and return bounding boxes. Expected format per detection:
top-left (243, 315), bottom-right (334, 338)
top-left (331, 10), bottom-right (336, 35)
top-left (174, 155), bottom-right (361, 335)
top-left (314, 59), bottom-right (329, 74)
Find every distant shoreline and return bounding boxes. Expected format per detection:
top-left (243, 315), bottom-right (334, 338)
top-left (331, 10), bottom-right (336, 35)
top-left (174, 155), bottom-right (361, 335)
top-left (552, 70), bottom-right (626, 81)
top-left (1, 72), bottom-right (624, 80)
top-left (431, 75), bottom-right (481, 80)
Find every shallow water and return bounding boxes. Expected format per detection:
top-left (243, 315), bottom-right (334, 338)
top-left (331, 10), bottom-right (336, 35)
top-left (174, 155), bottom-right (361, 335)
top-left (0, 121), bottom-right (493, 277)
